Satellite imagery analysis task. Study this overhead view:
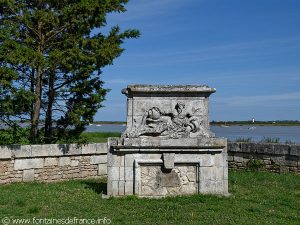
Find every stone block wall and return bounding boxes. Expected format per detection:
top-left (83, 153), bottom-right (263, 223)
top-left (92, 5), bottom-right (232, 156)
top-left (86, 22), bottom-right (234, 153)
top-left (0, 142), bottom-right (299, 185)
top-left (228, 143), bottom-right (300, 173)
top-left (0, 143), bottom-right (107, 184)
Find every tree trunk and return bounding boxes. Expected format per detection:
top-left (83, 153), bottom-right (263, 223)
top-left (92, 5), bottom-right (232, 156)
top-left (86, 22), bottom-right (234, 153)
top-left (31, 63), bottom-right (42, 143)
top-left (30, 21), bottom-right (44, 143)
top-left (44, 70), bottom-right (55, 143)
top-left (30, 65), bottom-right (35, 122)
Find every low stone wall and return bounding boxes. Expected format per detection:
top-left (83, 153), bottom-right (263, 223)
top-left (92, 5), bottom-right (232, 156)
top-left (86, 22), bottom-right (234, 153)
top-left (0, 142), bottom-right (299, 185)
top-left (228, 143), bottom-right (300, 173)
top-left (0, 143), bottom-right (107, 184)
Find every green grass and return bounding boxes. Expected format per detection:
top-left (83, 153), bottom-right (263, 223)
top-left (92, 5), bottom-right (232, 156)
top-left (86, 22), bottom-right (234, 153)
top-left (0, 171), bottom-right (299, 225)
top-left (235, 137), bottom-right (252, 142)
top-left (80, 132), bottom-right (121, 143)
top-left (260, 137), bottom-right (281, 144)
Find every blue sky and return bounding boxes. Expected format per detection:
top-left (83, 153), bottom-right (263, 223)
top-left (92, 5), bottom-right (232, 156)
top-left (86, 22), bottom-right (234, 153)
top-left (95, 0), bottom-right (300, 121)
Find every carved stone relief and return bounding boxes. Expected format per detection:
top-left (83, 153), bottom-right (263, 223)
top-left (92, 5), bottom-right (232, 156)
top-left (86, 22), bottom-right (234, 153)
top-left (123, 102), bottom-right (210, 139)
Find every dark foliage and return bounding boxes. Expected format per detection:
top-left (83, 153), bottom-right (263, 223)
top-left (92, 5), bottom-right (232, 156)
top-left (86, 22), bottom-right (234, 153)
top-left (0, 0), bottom-right (139, 143)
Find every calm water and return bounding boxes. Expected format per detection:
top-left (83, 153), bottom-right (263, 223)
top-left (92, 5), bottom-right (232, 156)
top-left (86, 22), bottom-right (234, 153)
top-left (85, 124), bottom-right (300, 143)
top-left (2, 123), bottom-right (299, 143)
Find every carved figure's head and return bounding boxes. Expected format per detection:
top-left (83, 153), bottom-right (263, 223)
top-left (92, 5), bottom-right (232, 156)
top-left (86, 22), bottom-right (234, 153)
top-left (175, 103), bottom-right (185, 114)
top-left (148, 107), bottom-right (161, 120)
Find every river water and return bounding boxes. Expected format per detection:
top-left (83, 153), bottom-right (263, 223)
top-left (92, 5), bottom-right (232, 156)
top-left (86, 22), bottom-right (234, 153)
top-left (2, 123), bottom-right (298, 143)
top-left (86, 124), bottom-right (300, 143)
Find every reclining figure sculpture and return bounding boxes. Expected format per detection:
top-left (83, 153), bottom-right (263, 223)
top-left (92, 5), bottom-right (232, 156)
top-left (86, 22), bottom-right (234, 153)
top-left (123, 102), bottom-right (209, 139)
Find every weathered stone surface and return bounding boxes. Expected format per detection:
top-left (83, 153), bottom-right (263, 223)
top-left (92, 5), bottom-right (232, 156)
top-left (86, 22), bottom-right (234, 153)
top-left (108, 166), bottom-right (120, 181)
top-left (271, 155), bottom-right (287, 165)
top-left (124, 181), bottom-right (134, 195)
top-left (284, 156), bottom-right (298, 167)
top-left (257, 144), bottom-right (274, 154)
top-left (71, 160), bottom-right (79, 167)
top-left (122, 85), bottom-right (215, 141)
top-left (118, 181), bottom-right (125, 195)
top-left (227, 155), bottom-right (234, 161)
top-left (58, 157), bottom-right (71, 167)
top-left (44, 157), bottom-right (58, 167)
top-left (229, 143), bottom-right (241, 152)
top-left (200, 179), bottom-right (217, 193)
top-left (124, 167), bottom-right (134, 180)
top-left (225, 143), bottom-right (300, 172)
top-left (96, 143), bottom-right (108, 154)
top-left (174, 154), bottom-right (214, 167)
top-left (108, 84), bottom-right (228, 197)
top-left (0, 161), bottom-right (9, 174)
top-left (140, 165), bottom-right (197, 196)
top-left (0, 146), bottom-right (12, 159)
top-left (13, 145), bottom-right (32, 158)
top-left (119, 166), bottom-right (125, 181)
top-left (23, 169), bottom-right (35, 182)
top-left (274, 144), bottom-right (290, 155)
top-left (98, 164), bottom-right (107, 176)
top-left (107, 154), bottom-right (124, 167)
top-left (32, 144), bottom-right (51, 157)
top-left (233, 153), bottom-right (244, 163)
top-left (125, 154), bottom-right (145, 167)
top-left (290, 145), bottom-right (300, 156)
top-left (81, 144), bottom-right (97, 154)
top-left (14, 158), bottom-right (44, 170)
top-left (90, 155), bottom-right (106, 165)
top-left (122, 84), bottom-right (215, 94)
top-left (163, 153), bottom-right (175, 170)
top-left (111, 181), bottom-right (119, 196)
top-left (241, 142), bottom-right (257, 153)
top-left (67, 144), bottom-right (83, 155)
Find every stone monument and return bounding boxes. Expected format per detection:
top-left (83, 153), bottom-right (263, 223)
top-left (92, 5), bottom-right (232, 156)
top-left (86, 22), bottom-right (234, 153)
top-left (107, 85), bottom-right (228, 197)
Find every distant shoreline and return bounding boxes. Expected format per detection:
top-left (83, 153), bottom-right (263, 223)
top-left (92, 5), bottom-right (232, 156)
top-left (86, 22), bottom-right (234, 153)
top-left (91, 120), bottom-right (300, 126)
top-left (92, 121), bottom-right (126, 125)
top-left (210, 121), bottom-right (300, 126)
top-left (4, 120), bottom-right (300, 126)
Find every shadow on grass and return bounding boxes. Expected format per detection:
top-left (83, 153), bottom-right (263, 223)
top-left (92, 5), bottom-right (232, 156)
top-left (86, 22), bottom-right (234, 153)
top-left (82, 180), bottom-right (107, 195)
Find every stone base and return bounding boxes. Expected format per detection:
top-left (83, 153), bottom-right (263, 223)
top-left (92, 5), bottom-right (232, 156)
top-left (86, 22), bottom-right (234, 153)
top-left (140, 165), bottom-right (197, 197)
top-left (107, 138), bottom-right (228, 197)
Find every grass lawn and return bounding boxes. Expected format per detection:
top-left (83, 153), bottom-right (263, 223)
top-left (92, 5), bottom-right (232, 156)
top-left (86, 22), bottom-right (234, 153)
top-left (0, 171), bottom-right (299, 225)
top-left (80, 132), bottom-right (121, 143)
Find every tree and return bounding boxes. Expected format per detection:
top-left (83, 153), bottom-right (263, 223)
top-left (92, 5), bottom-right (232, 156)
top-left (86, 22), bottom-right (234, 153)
top-left (0, 0), bottom-right (139, 143)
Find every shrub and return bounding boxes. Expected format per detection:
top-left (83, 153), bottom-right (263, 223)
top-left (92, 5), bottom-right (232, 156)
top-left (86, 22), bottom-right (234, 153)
top-left (0, 126), bottom-right (30, 145)
top-left (235, 137), bottom-right (252, 143)
top-left (247, 159), bottom-right (265, 171)
top-left (260, 137), bottom-right (280, 143)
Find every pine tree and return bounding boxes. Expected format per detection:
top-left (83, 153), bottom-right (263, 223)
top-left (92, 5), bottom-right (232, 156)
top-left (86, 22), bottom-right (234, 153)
top-left (0, 0), bottom-right (139, 143)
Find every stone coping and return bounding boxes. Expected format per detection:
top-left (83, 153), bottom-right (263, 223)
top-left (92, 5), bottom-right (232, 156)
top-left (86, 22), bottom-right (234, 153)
top-left (0, 143), bottom-right (107, 159)
top-left (111, 144), bottom-right (225, 149)
top-left (122, 84), bottom-right (216, 95)
top-left (228, 142), bottom-right (300, 156)
top-left (111, 147), bottom-right (223, 153)
top-left (119, 137), bottom-right (227, 147)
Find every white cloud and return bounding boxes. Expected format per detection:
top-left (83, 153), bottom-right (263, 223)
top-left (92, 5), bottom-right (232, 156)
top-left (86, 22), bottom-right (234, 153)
top-left (118, 36), bottom-right (300, 68)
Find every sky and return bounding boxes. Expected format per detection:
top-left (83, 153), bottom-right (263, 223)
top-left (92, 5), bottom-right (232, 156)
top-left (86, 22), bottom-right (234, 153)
top-left (94, 0), bottom-right (300, 122)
